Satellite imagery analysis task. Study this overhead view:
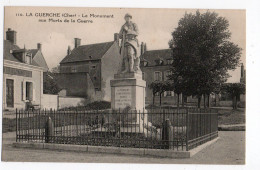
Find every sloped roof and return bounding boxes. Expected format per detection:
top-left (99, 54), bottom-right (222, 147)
top-left (28, 49), bottom-right (49, 70)
top-left (4, 40), bottom-right (20, 62)
top-left (27, 49), bottom-right (38, 57)
top-left (60, 41), bottom-right (115, 64)
top-left (4, 40), bottom-right (39, 66)
top-left (140, 49), bottom-right (173, 66)
top-left (4, 40), bottom-right (49, 68)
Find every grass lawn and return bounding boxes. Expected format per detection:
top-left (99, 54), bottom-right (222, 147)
top-left (217, 108), bottom-right (245, 125)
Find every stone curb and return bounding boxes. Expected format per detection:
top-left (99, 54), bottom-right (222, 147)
top-left (13, 138), bottom-right (219, 159)
top-left (218, 125), bottom-right (245, 131)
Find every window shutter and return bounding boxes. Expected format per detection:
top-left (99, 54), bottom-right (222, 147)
top-left (159, 72), bottom-right (162, 81)
top-left (22, 81), bottom-right (26, 101)
top-left (33, 84), bottom-right (36, 101)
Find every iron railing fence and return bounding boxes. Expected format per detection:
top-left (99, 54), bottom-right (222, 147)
top-left (16, 108), bottom-right (218, 151)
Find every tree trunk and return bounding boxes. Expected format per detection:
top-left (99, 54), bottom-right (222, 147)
top-left (207, 94), bottom-right (210, 108)
top-left (182, 94), bottom-right (185, 107)
top-left (198, 95), bottom-right (201, 108)
top-left (232, 96), bottom-right (237, 109)
top-left (177, 94), bottom-right (180, 108)
top-left (153, 94), bottom-right (155, 105)
top-left (159, 93), bottom-right (162, 106)
top-left (203, 94), bottom-right (206, 108)
top-left (234, 96), bottom-right (237, 109)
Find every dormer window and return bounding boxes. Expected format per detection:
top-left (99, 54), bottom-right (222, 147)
top-left (155, 59), bottom-right (163, 66)
top-left (25, 53), bottom-right (32, 64)
top-left (167, 59), bottom-right (173, 65)
top-left (143, 61), bottom-right (148, 67)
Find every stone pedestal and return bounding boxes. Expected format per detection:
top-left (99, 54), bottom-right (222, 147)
top-left (110, 72), bottom-right (148, 132)
top-left (110, 72), bottom-right (146, 111)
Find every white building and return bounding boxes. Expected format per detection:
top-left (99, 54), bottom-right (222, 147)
top-left (3, 28), bottom-right (48, 110)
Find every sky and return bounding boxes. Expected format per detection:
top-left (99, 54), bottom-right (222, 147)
top-left (4, 7), bottom-right (245, 83)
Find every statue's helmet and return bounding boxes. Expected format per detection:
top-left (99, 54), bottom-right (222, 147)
top-left (124, 13), bottom-right (132, 19)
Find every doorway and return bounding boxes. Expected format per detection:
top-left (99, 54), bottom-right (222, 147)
top-left (6, 79), bottom-right (14, 107)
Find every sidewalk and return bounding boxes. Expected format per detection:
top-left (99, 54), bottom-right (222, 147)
top-left (1, 131), bottom-right (245, 164)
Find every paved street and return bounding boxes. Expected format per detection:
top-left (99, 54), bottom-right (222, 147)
top-left (1, 131), bottom-right (245, 164)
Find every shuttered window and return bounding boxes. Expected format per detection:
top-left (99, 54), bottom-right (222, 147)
top-left (154, 71), bottom-right (162, 81)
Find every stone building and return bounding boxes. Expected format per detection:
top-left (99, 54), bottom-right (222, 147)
top-left (58, 33), bottom-right (121, 101)
top-left (140, 44), bottom-right (181, 106)
top-left (3, 28), bottom-right (48, 110)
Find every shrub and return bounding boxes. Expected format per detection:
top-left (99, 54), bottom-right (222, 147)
top-left (60, 101), bottom-right (111, 111)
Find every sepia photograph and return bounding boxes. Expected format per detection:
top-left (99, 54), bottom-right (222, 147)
top-left (1, 5), bottom-right (247, 166)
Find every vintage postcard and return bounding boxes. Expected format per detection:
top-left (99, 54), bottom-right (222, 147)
top-left (2, 6), bottom-right (245, 165)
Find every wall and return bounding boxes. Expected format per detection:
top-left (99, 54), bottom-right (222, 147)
top-left (58, 96), bottom-right (85, 109)
top-left (101, 41), bottom-right (121, 101)
top-left (3, 60), bottom-right (43, 110)
top-left (56, 72), bottom-right (95, 98)
top-left (41, 94), bottom-right (58, 110)
top-left (60, 60), bottom-right (101, 90)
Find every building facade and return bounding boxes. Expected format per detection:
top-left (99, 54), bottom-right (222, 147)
top-left (3, 28), bottom-right (48, 110)
top-left (58, 33), bottom-right (121, 101)
top-left (140, 46), bottom-right (181, 106)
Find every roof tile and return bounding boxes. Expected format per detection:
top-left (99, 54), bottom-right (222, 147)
top-left (60, 41), bottom-right (115, 64)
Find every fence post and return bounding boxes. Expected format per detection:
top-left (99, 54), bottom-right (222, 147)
top-left (27, 110), bottom-right (30, 142)
top-left (45, 116), bottom-right (54, 143)
top-left (16, 108), bottom-right (18, 142)
top-left (186, 108), bottom-right (189, 151)
top-left (162, 119), bottom-right (173, 149)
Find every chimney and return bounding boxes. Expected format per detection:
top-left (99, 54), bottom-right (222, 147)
top-left (74, 38), bottom-right (81, 48)
top-left (141, 42), bottom-right (145, 55)
top-left (144, 43), bottom-right (147, 52)
top-left (6, 28), bottom-right (17, 44)
top-left (37, 43), bottom-right (42, 51)
top-left (67, 46), bottom-right (71, 55)
top-left (241, 63), bottom-right (244, 78)
top-left (114, 33), bottom-right (119, 44)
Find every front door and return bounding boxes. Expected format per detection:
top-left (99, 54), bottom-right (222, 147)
top-left (6, 79), bottom-right (14, 107)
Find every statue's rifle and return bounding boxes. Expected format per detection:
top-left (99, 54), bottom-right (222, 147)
top-left (119, 31), bottom-right (126, 73)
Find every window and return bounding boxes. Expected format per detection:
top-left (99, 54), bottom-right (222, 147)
top-left (143, 61), bottom-right (148, 66)
top-left (155, 59), bottom-right (163, 65)
top-left (71, 66), bottom-right (77, 73)
top-left (25, 54), bottom-right (32, 64)
top-left (26, 82), bottom-right (33, 101)
top-left (166, 91), bottom-right (172, 96)
top-left (167, 59), bottom-right (173, 65)
top-left (164, 70), bottom-right (172, 80)
top-left (154, 71), bottom-right (162, 81)
top-left (91, 65), bottom-right (96, 69)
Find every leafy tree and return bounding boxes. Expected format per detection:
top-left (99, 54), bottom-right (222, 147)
top-left (169, 10), bottom-right (242, 108)
top-left (43, 71), bottom-right (61, 94)
top-left (148, 81), bottom-right (170, 106)
top-left (221, 83), bottom-right (245, 109)
top-left (51, 65), bottom-right (60, 73)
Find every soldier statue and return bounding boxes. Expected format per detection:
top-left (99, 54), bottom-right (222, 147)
top-left (119, 13), bottom-right (141, 73)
